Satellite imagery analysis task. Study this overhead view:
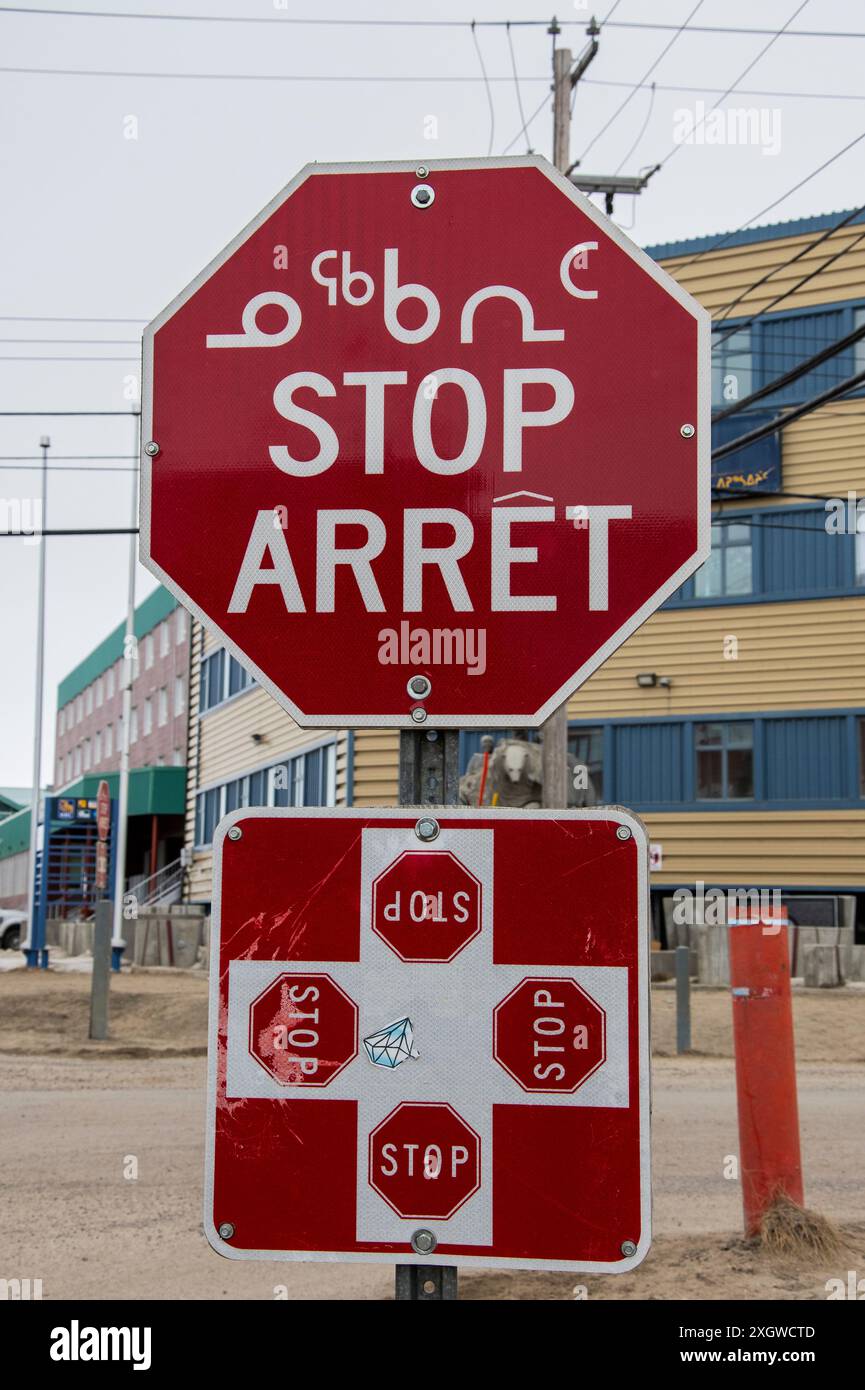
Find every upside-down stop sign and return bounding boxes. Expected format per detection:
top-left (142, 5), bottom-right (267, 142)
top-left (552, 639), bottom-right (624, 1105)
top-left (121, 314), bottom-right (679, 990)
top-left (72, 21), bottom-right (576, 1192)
top-left (205, 808), bottom-right (650, 1272)
top-left (141, 157), bottom-right (709, 727)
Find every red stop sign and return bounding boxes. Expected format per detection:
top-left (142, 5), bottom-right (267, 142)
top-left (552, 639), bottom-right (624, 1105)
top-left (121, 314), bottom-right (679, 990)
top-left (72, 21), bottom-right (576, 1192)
top-left (141, 158), bottom-right (709, 728)
top-left (494, 976), bottom-right (606, 1093)
top-left (249, 972), bottom-right (357, 1087)
top-left (372, 850), bottom-right (481, 962)
top-left (368, 1102), bottom-right (481, 1220)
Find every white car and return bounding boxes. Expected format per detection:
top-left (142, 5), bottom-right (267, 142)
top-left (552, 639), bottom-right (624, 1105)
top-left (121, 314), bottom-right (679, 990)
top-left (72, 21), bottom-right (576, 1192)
top-left (0, 911), bottom-right (25, 951)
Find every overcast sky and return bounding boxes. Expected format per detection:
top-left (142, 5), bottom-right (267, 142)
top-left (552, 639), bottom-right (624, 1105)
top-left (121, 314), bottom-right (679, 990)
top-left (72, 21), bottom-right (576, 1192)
top-left (2, 0), bottom-right (863, 789)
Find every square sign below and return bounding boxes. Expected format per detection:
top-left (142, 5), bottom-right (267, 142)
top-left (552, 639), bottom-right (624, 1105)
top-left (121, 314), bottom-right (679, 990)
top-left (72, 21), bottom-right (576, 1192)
top-left (205, 807), bottom-right (650, 1273)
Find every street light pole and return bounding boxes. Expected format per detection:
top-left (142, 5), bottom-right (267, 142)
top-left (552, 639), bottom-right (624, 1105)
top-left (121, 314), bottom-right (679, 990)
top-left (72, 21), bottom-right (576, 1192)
top-left (23, 435), bottom-right (50, 968)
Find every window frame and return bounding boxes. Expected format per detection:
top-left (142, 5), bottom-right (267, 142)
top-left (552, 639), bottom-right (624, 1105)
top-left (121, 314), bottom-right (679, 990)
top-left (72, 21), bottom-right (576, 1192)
top-left (694, 719), bottom-right (755, 802)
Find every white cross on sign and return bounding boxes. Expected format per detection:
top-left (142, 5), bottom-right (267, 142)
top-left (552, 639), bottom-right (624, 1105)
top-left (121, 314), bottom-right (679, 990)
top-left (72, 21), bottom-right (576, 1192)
top-left (207, 809), bottom-right (649, 1271)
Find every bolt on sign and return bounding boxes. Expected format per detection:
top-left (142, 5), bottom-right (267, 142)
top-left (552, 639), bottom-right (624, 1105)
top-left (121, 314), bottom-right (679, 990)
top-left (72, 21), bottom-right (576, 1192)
top-left (205, 808), bottom-right (650, 1272)
top-left (141, 157), bottom-right (710, 728)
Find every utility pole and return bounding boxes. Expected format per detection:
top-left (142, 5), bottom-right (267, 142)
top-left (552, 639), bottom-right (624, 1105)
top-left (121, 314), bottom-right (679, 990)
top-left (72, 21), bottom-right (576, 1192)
top-left (541, 17), bottom-right (600, 810)
top-left (110, 441), bottom-right (139, 969)
top-left (23, 435), bottom-right (50, 967)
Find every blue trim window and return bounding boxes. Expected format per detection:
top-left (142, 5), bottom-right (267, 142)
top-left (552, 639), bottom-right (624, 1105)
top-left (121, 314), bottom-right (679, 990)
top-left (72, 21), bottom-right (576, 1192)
top-left (712, 326), bottom-right (752, 407)
top-left (859, 719), bottom-right (865, 798)
top-left (201, 649), bottom-right (254, 712)
top-left (568, 726), bottom-right (604, 801)
top-left (695, 721), bottom-right (754, 800)
top-left (694, 522), bottom-right (753, 599)
top-left (194, 744), bottom-right (337, 847)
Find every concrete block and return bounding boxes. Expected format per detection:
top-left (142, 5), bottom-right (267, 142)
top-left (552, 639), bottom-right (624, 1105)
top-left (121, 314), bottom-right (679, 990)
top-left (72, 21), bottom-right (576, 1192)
top-left (802, 944), bottom-right (843, 988)
top-left (693, 923), bottom-right (730, 987)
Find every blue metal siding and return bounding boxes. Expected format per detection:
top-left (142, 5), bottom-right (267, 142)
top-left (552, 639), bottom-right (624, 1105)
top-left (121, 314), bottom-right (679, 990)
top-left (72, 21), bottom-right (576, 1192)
top-left (760, 507), bottom-right (853, 595)
top-left (763, 716), bottom-right (849, 801)
top-left (614, 723), bottom-right (684, 804)
top-left (757, 308), bottom-right (849, 405)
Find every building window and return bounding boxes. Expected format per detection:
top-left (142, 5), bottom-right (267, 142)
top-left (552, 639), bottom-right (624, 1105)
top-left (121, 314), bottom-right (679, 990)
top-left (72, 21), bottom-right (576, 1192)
top-left (106, 665), bottom-right (115, 699)
top-left (172, 748), bottom-right (184, 767)
top-left (694, 522), bottom-right (752, 599)
top-left (65, 753), bottom-right (72, 781)
top-left (158, 687), bottom-right (168, 726)
top-left (104, 723), bottom-right (113, 760)
top-left (201, 649), bottom-right (252, 711)
top-left (695, 721), bottom-right (754, 800)
top-left (144, 633), bottom-right (154, 669)
top-left (58, 707), bottom-right (65, 736)
top-left (76, 695), bottom-right (83, 723)
top-left (83, 739), bottom-right (91, 771)
top-left (116, 717), bottom-right (123, 750)
top-left (143, 698), bottom-right (153, 736)
top-left (228, 656), bottom-right (252, 697)
top-left (195, 747), bottom-right (336, 847)
top-left (130, 707), bottom-right (138, 744)
top-left (159, 621), bottom-right (170, 657)
top-left (712, 326), bottom-right (752, 407)
top-left (176, 607), bottom-right (187, 644)
top-left (95, 677), bottom-right (103, 707)
top-left (174, 675), bottom-right (185, 716)
top-left (85, 686), bottom-right (93, 715)
top-left (73, 746), bottom-right (81, 776)
top-left (201, 650), bottom-right (225, 712)
top-left (856, 507), bottom-right (865, 586)
top-left (93, 730), bottom-right (101, 764)
top-left (568, 726), bottom-right (604, 803)
top-left (859, 718), bottom-right (865, 798)
top-left (196, 787), bottom-right (223, 847)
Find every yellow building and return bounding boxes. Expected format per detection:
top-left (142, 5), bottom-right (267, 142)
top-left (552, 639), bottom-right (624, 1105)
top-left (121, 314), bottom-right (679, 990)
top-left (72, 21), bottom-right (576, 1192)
top-left (183, 207), bottom-right (865, 935)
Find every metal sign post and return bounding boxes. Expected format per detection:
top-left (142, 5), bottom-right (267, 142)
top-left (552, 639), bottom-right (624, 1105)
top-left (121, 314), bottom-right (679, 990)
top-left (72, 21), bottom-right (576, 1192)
top-left (396, 727), bottom-right (460, 1301)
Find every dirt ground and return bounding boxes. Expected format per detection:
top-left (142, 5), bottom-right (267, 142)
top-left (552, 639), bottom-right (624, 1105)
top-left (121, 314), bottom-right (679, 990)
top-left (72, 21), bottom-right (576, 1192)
top-left (1, 966), bottom-right (862, 1301)
top-left (0, 964), bottom-right (862, 1062)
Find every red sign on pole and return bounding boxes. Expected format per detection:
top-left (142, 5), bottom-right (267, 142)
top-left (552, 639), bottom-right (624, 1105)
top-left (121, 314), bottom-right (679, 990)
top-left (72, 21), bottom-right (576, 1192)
top-left (142, 158), bottom-right (709, 727)
top-left (205, 808), bottom-right (650, 1272)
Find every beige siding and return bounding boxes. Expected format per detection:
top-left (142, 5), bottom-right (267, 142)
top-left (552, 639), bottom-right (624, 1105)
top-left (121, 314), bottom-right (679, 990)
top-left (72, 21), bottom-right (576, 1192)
top-left (351, 729), bottom-right (400, 806)
top-left (645, 811), bottom-right (865, 888)
top-left (568, 596), bottom-right (865, 720)
top-left (197, 687), bottom-right (333, 789)
top-left (660, 222), bottom-right (865, 316)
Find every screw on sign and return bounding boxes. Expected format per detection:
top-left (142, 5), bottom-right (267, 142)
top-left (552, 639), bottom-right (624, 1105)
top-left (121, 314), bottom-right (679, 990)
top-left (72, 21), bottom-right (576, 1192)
top-left (369, 1102), bottom-right (481, 1221)
top-left (372, 850), bottom-right (481, 962)
top-left (493, 977), bottom-right (606, 1093)
top-left (141, 158), bottom-right (709, 728)
top-left (248, 972), bottom-right (358, 1087)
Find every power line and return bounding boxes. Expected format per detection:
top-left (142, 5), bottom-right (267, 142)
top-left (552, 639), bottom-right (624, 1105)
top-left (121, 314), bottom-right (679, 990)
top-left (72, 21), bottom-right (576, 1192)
top-left (0, 462), bottom-right (138, 472)
top-left (505, 22), bottom-right (531, 156)
top-left (0, 355), bottom-right (139, 360)
top-left (614, 83), bottom-right (656, 176)
top-left (2, 8), bottom-right (864, 39)
top-left (470, 21), bottom-right (494, 157)
top-left (0, 63), bottom-right (555, 82)
top-left (667, 127), bottom-right (865, 273)
top-left (0, 337), bottom-right (140, 343)
top-left (713, 319), bottom-right (865, 423)
top-left (712, 369), bottom-right (865, 462)
top-left (574, 0), bottom-right (707, 167)
top-left (712, 204), bottom-right (865, 325)
top-left (0, 409), bottom-right (139, 416)
top-left (655, 0), bottom-right (811, 172)
top-left (713, 223), bottom-right (865, 350)
top-left (0, 453), bottom-right (137, 459)
top-left (0, 314), bottom-right (146, 322)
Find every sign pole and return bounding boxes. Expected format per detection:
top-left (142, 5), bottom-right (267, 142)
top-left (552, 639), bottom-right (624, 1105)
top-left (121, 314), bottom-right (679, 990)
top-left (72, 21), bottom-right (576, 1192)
top-left (395, 726), bottom-right (460, 1301)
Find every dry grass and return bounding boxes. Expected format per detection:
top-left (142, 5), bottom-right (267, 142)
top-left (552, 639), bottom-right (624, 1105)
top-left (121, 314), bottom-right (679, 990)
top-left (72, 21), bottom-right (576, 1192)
top-left (759, 1192), bottom-right (847, 1262)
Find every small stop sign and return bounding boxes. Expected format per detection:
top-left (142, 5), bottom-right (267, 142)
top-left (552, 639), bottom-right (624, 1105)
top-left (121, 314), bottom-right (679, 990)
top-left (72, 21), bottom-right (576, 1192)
top-left (494, 976), bottom-right (606, 1093)
top-left (372, 850), bottom-right (481, 962)
top-left (249, 972), bottom-right (358, 1087)
top-left (369, 1102), bottom-right (481, 1221)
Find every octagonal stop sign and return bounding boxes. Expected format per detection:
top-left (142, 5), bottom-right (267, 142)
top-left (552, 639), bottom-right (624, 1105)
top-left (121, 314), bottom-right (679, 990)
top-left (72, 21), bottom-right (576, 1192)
top-left (372, 850), bottom-right (481, 962)
top-left (249, 971), bottom-right (357, 1087)
top-left (142, 158), bottom-right (709, 727)
top-left (369, 1102), bottom-right (481, 1220)
top-left (494, 976), bottom-right (606, 1093)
